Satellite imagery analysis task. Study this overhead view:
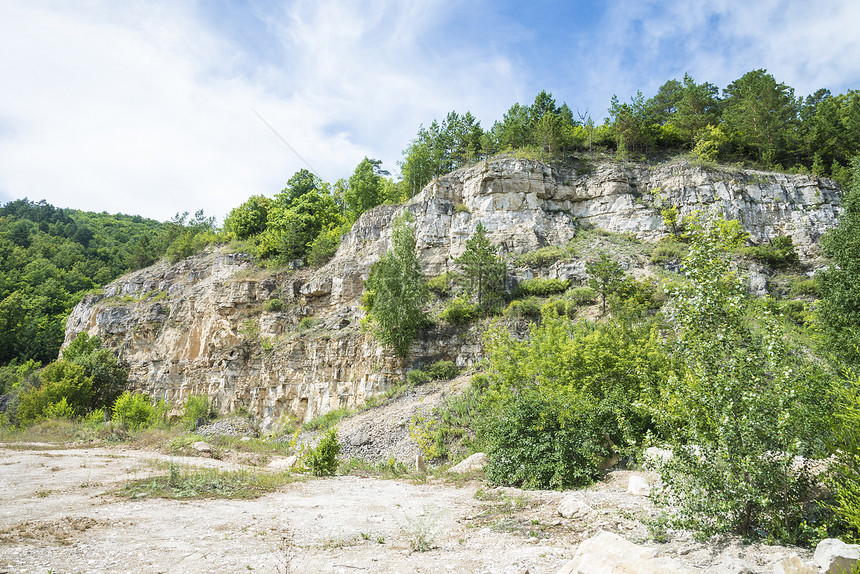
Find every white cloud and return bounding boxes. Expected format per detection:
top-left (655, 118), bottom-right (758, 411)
top-left (0, 0), bottom-right (522, 221)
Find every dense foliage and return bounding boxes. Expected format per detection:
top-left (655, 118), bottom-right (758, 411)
top-left (399, 69), bottom-right (859, 190)
top-left (363, 212), bottom-right (429, 357)
top-left (0, 199), bottom-right (176, 365)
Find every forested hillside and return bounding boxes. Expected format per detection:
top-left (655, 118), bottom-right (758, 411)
top-left (0, 200), bottom-right (212, 365)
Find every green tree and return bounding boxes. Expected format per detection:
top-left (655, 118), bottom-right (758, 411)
top-left (344, 158), bottom-right (385, 223)
top-left (818, 156), bottom-right (860, 369)
top-left (363, 212), bottom-right (429, 357)
top-left (721, 69), bottom-right (798, 164)
top-left (223, 195), bottom-right (270, 240)
top-left (586, 252), bottom-right (626, 315)
top-left (674, 73), bottom-right (721, 146)
top-left (657, 215), bottom-right (832, 544)
top-left (456, 222), bottom-right (505, 309)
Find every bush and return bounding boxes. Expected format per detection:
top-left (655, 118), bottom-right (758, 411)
top-left (504, 297), bottom-right (542, 318)
top-left (427, 272), bottom-right (457, 297)
top-left (515, 246), bottom-right (565, 268)
top-left (650, 239), bottom-right (688, 264)
top-left (181, 394), bottom-right (213, 430)
top-left (424, 360), bottom-right (459, 381)
top-left (112, 391), bottom-right (159, 430)
top-left (738, 236), bottom-right (800, 268)
top-left (306, 427), bottom-right (340, 476)
top-left (567, 286), bottom-right (598, 307)
top-left (406, 369), bottom-right (432, 386)
top-left (790, 278), bottom-right (818, 298)
top-left (264, 298), bottom-right (283, 312)
top-left (16, 361), bottom-right (93, 424)
top-left (439, 297), bottom-right (480, 325)
top-left (516, 277), bottom-right (571, 296)
top-left (484, 389), bottom-right (610, 489)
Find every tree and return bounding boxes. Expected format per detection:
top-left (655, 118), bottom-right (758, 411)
top-left (223, 195), bottom-right (269, 240)
top-left (818, 156), bottom-right (860, 369)
top-left (721, 69), bottom-right (798, 164)
top-left (456, 222), bottom-right (505, 309)
top-left (363, 212), bottom-right (429, 357)
top-left (657, 215), bottom-right (831, 544)
top-left (674, 73), bottom-right (720, 146)
top-left (344, 158), bottom-right (385, 223)
top-left (586, 252), bottom-right (625, 315)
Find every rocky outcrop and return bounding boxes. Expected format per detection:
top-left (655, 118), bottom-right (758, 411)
top-left (62, 158), bottom-right (842, 427)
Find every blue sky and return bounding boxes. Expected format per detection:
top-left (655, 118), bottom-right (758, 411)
top-left (1, 0), bottom-right (858, 221)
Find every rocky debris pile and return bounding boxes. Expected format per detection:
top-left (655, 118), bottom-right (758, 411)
top-left (195, 417), bottom-right (258, 438)
top-left (553, 531), bottom-right (859, 574)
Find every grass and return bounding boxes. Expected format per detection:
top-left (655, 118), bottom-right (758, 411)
top-left (115, 463), bottom-right (296, 499)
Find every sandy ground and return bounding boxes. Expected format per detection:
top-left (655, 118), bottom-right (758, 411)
top-left (0, 442), bottom-right (814, 574)
top-left (0, 444), bottom-right (588, 574)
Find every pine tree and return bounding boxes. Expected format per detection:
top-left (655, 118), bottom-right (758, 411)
top-left (456, 222), bottom-right (505, 309)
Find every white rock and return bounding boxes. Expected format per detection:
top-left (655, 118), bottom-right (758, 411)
top-left (267, 455), bottom-right (298, 471)
top-left (448, 452), bottom-right (487, 474)
top-left (556, 530), bottom-right (693, 574)
top-left (707, 556), bottom-right (754, 574)
top-left (814, 538), bottom-right (860, 574)
top-left (191, 441), bottom-right (211, 453)
top-left (773, 554), bottom-right (818, 574)
top-left (627, 475), bottom-right (651, 496)
top-left (558, 495), bottom-right (593, 519)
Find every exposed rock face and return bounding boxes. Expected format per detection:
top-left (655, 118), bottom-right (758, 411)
top-left (62, 158), bottom-right (841, 427)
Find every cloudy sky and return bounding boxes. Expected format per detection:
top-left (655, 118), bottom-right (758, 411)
top-left (1, 0), bottom-right (858, 222)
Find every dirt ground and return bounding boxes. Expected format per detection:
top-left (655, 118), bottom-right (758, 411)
top-left (0, 444), bottom-right (583, 574)
top-left (0, 441), bottom-right (813, 574)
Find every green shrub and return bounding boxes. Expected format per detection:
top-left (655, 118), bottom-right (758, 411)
top-left (567, 286), bottom-right (597, 306)
top-left (264, 298), bottom-right (283, 312)
top-left (424, 360), bottom-right (458, 381)
top-left (650, 239), bottom-right (688, 264)
top-left (427, 272), bottom-right (457, 297)
top-left (83, 408), bottom-right (107, 429)
top-left (516, 277), bottom-right (570, 296)
top-left (298, 316), bottom-right (318, 330)
top-left (790, 278), bottom-right (818, 298)
top-left (306, 427), bottom-right (341, 476)
top-left (182, 395), bottom-right (213, 430)
top-left (738, 235), bottom-right (800, 268)
top-left (484, 389), bottom-right (610, 490)
top-left (406, 369), bottom-right (432, 386)
top-left (307, 225), bottom-right (344, 267)
top-left (44, 397), bottom-right (76, 419)
top-left (16, 361), bottom-right (94, 425)
top-left (515, 246), bottom-right (565, 268)
top-left (504, 297), bottom-right (542, 318)
top-left (439, 297), bottom-right (480, 325)
top-left (112, 391), bottom-right (159, 430)
top-left (302, 408), bottom-right (351, 431)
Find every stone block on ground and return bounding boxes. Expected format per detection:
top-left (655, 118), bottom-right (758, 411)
top-left (267, 455), bottom-right (298, 471)
top-left (814, 538), bottom-right (860, 574)
top-left (558, 495), bottom-right (592, 519)
top-left (448, 452), bottom-right (487, 474)
top-left (772, 554), bottom-right (818, 574)
top-left (556, 530), bottom-right (693, 574)
top-left (626, 475), bottom-right (651, 496)
top-left (191, 441), bottom-right (211, 453)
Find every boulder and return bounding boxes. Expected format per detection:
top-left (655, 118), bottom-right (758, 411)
top-left (191, 441), bottom-right (211, 454)
top-left (556, 531), bottom-right (693, 574)
top-left (814, 538), bottom-right (860, 574)
top-left (448, 452), bottom-right (487, 474)
top-left (706, 556), bottom-right (754, 574)
top-left (267, 455), bottom-right (298, 471)
top-left (772, 554), bottom-right (818, 574)
top-left (558, 495), bottom-right (593, 519)
top-left (626, 475), bottom-right (651, 496)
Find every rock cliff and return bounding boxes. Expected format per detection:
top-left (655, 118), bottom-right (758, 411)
top-left (63, 158), bottom-right (842, 427)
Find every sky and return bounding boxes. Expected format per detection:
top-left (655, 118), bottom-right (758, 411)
top-left (1, 0), bottom-right (859, 222)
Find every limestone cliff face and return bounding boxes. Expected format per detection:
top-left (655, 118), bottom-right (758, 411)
top-left (63, 158), bottom-right (841, 427)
